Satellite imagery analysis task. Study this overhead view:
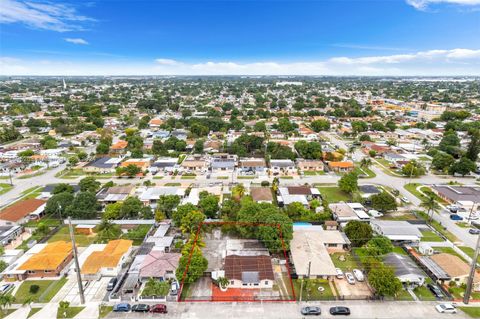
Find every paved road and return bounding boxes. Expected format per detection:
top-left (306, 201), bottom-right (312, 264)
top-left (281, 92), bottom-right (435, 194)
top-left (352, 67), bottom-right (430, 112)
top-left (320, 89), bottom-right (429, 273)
top-left (105, 300), bottom-right (471, 319)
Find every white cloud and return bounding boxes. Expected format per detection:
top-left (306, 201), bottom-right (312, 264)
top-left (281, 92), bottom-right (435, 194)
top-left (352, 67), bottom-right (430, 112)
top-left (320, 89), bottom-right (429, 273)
top-left (1, 48), bottom-right (479, 76)
top-left (406, 0), bottom-right (480, 10)
top-left (0, 0), bottom-right (93, 32)
top-left (155, 58), bottom-right (180, 66)
top-left (64, 38), bottom-right (88, 45)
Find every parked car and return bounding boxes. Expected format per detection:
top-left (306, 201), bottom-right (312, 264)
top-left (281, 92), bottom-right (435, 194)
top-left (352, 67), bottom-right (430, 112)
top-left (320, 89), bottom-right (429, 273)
top-left (301, 306), bottom-right (321, 316)
top-left (345, 272), bottom-right (355, 285)
top-left (368, 210), bottom-right (383, 218)
top-left (427, 284), bottom-right (444, 298)
top-left (171, 280), bottom-right (180, 295)
top-left (107, 277), bottom-right (118, 291)
top-left (352, 269), bottom-right (364, 282)
top-left (132, 304), bottom-right (150, 313)
top-left (335, 268), bottom-right (344, 279)
top-left (150, 304), bottom-right (168, 314)
top-left (330, 306), bottom-right (351, 316)
top-left (113, 303), bottom-right (131, 312)
top-left (401, 197), bottom-right (410, 203)
top-left (469, 228), bottom-right (480, 235)
top-left (435, 303), bottom-right (457, 314)
top-left (0, 284), bottom-right (13, 294)
top-left (450, 214), bottom-right (463, 221)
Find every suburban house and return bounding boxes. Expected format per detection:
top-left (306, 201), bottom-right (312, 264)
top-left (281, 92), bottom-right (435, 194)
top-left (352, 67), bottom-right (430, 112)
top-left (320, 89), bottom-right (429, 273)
top-left (138, 251), bottom-right (181, 281)
top-left (0, 199), bottom-right (46, 226)
top-left (330, 203), bottom-right (369, 224)
top-left (296, 159), bottom-right (324, 172)
top-left (139, 186), bottom-right (186, 206)
top-left (151, 158), bottom-right (178, 173)
top-left (432, 185), bottom-right (480, 211)
top-left (224, 255), bottom-right (275, 289)
top-left (181, 155), bottom-right (208, 173)
top-left (277, 186), bottom-right (320, 207)
top-left (80, 239), bottom-right (133, 280)
top-left (290, 229), bottom-right (337, 279)
top-left (0, 225), bottom-right (23, 246)
top-left (371, 220), bottom-right (423, 243)
top-left (384, 153), bottom-right (407, 165)
top-left (359, 185), bottom-right (381, 198)
top-left (83, 157), bottom-right (121, 174)
top-left (120, 158), bottom-right (151, 171)
top-left (327, 161), bottom-right (354, 173)
top-left (269, 159), bottom-right (296, 175)
top-left (210, 154), bottom-right (237, 173)
top-left (2, 241), bottom-right (73, 281)
top-left (384, 253), bottom-right (426, 288)
top-left (250, 187), bottom-right (274, 204)
top-left (238, 158), bottom-right (267, 175)
top-left (110, 140), bottom-right (128, 154)
top-left (429, 253), bottom-right (480, 290)
top-left (96, 185), bottom-right (136, 204)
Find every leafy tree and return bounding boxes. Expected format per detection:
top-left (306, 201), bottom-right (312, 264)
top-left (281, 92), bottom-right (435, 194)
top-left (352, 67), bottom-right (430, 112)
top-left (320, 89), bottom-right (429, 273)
top-left (368, 265), bottom-right (402, 297)
top-left (176, 246), bottom-right (208, 284)
top-left (310, 119), bottom-right (330, 132)
top-left (365, 236), bottom-right (393, 258)
top-left (96, 142), bottom-right (110, 155)
top-left (68, 156), bottom-right (79, 166)
top-left (371, 192), bottom-right (397, 212)
top-left (0, 260), bottom-right (7, 273)
top-left (338, 172), bottom-right (358, 195)
top-left (294, 141), bottom-right (322, 159)
top-left (439, 131), bottom-right (461, 157)
top-left (466, 129), bottom-right (480, 162)
top-left (351, 121), bottom-right (368, 134)
top-left (344, 221), bottom-right (373, 247)
top-left (45, 192), bottom-right (75, 216)
top-left (180, 210), bottom-right (206, 234)
top-left (142, 278), bottom-right (170, 296)
top-left (79, 176), bottom-right (101, 193)
top-left (116, 164), bottom-right (142, 177)
top-left (420, 195), bottom-right (440, 222)
top-left (229, 134), bottom-right (264, 157)
top-left (18, 149), bottom-right (34, 157)
top-left (401, 160), bottom-right (426, 177)
top-left (277, 118), bottom-right (297, 133)
top-left (266, 142), bottom-right (296, 160)
top-left (432, 151), bottom-right (455, 172)
top-left (52, 183), bottom-right (74, 194)
top-left (194, 139), bottom-right (204, 153)
top-left (64, 191), bottom-right (99, 219)
top-left (198, 193), bottom-right (219, 218)
top-left (157, 195), bottom-right (181, 218)
top-left (449, 157), bottom-right (476, 176)
top-left (119, 196), bottom-right (150, 219)
top-left (103, 202), bottom-right (123, 220)
top-left (152, 139), bottom-right (166, 155)
top-left (173, 203), bottom-right (197, 225)
top-left (253, 121), bottom-right (267, 132)
top-left (0, 294), bottom-right (15, 315)
top-left (257, 211), bottom-right (293, 252)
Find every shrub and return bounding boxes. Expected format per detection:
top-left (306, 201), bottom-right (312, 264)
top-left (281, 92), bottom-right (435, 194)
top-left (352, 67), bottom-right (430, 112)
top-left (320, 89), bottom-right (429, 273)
top-left (29, 284), bottom-right (40, 294)
top-left (261, 181), bottom-right (270, 187)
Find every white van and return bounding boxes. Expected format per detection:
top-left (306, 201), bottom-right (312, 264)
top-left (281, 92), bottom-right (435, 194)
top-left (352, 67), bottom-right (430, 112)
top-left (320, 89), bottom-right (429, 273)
top-left (353, 269), bottom-right (364, 282)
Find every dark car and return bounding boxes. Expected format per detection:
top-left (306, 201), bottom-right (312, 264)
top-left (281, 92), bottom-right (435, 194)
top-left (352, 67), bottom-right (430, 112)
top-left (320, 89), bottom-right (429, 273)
top-left (113, 303), bottom-right (131, 312)
top-left (469, 228), bottom-right (480, 235)
top-left (427, 284), bottom-right (444, 298)
top-left (132, 304), bottom-right (150, 313)
top-left (106, 277), bottom-right (118, 291)
top-left (150, 304), bottom-right (168, 314)
top-left (330, 306), bottom-right (351, 316)
top-left (301, 306), bottom-right (321, 316)
top-left (450, 214), bottom-right (463, 221)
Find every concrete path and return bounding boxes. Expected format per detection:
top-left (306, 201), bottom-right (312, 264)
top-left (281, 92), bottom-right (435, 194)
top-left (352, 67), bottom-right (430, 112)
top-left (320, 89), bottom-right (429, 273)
top-left (30, 302), bottom-right (58, 319)
top-left (74, 302), bottom-right (99, 319)
top-left (4, 306), bottom-right (29, 319)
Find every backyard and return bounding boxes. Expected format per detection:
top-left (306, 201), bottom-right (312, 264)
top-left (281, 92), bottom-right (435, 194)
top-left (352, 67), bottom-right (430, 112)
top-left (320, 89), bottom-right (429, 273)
top-left (48, 226), bottom-right (97, 246)
top-left (318, 186), bottom-right (351, 203)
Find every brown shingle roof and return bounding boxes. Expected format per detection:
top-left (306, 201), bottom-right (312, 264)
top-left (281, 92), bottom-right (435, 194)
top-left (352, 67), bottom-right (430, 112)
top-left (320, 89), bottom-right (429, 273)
top-left (224, 255), bottom-right (274, 281)
top-left (250, 187), bottom-right (273, 202)
top-left (287, 186), bottom-right (312, 195)
top-left (0, 198), bottom-right (46, 222)
top-left (430, 253), bottom-right (480, 281)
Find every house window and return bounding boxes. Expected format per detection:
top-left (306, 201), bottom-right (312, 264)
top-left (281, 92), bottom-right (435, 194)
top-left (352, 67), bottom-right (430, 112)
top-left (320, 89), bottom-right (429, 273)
top-left (242, 283), bottom-right (247, 286)
top-left (265, 281), bottom-right (268, 285)
top-left (231, 281), bottom-right (234, 285)
top-left (44, 270), bottom-right (51, 273)
top-left (254, 283), bottom-right (259, 286)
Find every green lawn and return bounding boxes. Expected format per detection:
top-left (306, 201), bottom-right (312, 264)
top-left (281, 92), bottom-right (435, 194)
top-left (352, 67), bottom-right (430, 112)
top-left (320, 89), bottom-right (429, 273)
top-left (395, 288), bottom-right (414, 301)
top-left (180, 176), bottom-right (196, 179)
top-left (237, 176), bottom-right (255, 179)
top-left (48, 226), bottom-right (97, 246)
top-left (280, 176), bottom-right (294, 179)
top-left (24, 217), bottom-right (62, 228)
top-left (353, 166), bottom-right (376, 178)
top-left (55, 169), bottom-right (85, 179)
top-left (27, 308), bottom-right (41, 318)
top-left (459, 246), bottom-right (480, 263)
top-left (416, 211), bottom-right (458, 242)
top-left (0, 309), bottom-right (16, 318)
top-left (303, 171), bottom-right (325, 176)
top-left (460, 307), bottom-right (480, 318)
top-left (0, 183), bottom-right (13, 195)
top-left (165, 182), bottom-right (181, 186)
top-left (404, 183), bottom-right (447, 205)
top-left (292, 279), bottom-right (334, 301)
top-left (420, 230), bottom-right (444, 242)
top-left (17, 170), bottom-right (47, 179)
top-left (448, 286), bottom-right (480, 300)
top-left (99, 306), bottom-right (113, 319)
top-left (331, 252), bottom-right (360, 270)
top-left (391, 246), bottom-right (407, 255)
top-left (217, 176), bottom-right (229, 179)
top-left (153, 176), bottom-right (164, 179)
top-left (413, 285), bottom-right (437, 301)
top-left (15, 278), bottom-right (67, 303)
top-left (57, 306), bottom-right (85, 319)
top-left (318, 187), bottom-right (350, 203)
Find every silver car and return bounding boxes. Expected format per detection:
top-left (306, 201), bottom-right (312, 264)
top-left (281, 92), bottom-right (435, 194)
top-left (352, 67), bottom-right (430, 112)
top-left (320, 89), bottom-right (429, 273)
top-left (345, 272), bottom-right (355, 284)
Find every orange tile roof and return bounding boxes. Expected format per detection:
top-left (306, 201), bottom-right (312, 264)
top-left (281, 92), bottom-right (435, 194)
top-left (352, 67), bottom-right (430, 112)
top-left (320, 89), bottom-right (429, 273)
top-left (0, 198), bottom-right (46, 222)
top-left (19, 241), bottom-right (72, 271)
top-left (328, 161), bottom-right (354, 168)
top-left (110, 140), bottom-right (128, 150)
top-left (81, 239), bottom-right (132, 275)
top-left (120, 161), bottom-right (148, 168)
top-left (149, 118), bottom-right (163, 125)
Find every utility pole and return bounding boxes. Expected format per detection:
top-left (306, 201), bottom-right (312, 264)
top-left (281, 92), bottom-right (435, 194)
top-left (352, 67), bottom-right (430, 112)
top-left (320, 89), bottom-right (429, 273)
top-left (464, 233), bottom-right (480, 304)
top-left (68, 217), bottom-right (85, 304)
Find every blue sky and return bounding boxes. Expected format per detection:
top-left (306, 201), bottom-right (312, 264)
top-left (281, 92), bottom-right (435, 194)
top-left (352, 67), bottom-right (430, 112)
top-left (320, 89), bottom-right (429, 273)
top-left (0, 0), bottom-right (479, 75)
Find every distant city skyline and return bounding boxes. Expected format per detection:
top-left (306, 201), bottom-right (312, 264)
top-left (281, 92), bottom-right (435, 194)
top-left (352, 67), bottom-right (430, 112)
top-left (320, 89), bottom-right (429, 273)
top-left (1, 0), bottom-right (479, 75)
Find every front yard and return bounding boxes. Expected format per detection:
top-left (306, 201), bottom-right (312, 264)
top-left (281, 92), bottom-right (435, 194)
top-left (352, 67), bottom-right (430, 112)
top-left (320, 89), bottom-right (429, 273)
top-left (331, 252), bottom-right (360, 271)
top-left (15, 277), bottom-right (67, 303)
top-left (292, 279), bottom-right (334, 300)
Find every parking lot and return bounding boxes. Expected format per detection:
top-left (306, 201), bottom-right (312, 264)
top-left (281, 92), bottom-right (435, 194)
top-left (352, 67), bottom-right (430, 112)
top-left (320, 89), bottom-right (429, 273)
top-left (52, 275), bottom-right (110, 303)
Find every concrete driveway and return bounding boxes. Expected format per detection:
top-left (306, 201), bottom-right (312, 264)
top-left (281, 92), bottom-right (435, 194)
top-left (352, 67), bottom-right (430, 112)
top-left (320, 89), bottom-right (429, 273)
top-left (52, 275), bottom-right (110, 304)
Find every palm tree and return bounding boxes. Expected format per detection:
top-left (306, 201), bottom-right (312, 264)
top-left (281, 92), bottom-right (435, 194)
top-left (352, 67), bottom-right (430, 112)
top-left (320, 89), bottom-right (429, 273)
top-left (22, 296), bottom-right (34, 311)
top-left (420, 195), bottom-right (440, 222)
top-left (96, 220), bottom-right (121, 243)
top-left (233, 184), bottom-right (245, 201)
top-left (0, 294), bottom-right (15, 314)
top-left (360, 158), bottom-right (372, 169)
